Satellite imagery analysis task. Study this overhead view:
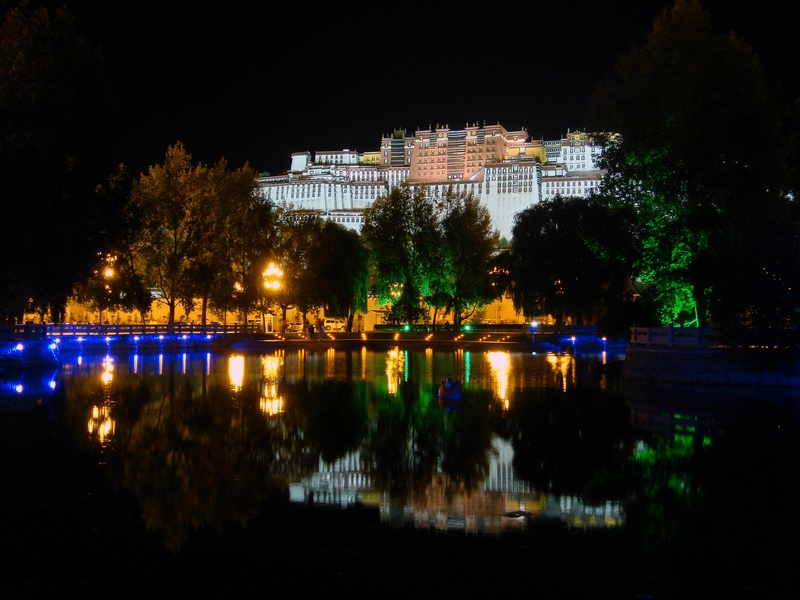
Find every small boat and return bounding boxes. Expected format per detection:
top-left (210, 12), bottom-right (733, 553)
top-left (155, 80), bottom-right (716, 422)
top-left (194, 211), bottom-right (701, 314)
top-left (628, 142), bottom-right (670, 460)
top-left (437, 378), bottom-right (462, 401)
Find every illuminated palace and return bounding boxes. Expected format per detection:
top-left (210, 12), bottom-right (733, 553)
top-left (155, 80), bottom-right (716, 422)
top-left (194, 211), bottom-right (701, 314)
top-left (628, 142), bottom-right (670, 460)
top-left (257, 124), bottom-right (607, 241)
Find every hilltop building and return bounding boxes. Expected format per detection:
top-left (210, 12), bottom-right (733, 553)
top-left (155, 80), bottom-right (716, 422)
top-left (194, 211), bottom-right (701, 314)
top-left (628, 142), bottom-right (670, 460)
top-left (257, 124), bottom-right (607, 241)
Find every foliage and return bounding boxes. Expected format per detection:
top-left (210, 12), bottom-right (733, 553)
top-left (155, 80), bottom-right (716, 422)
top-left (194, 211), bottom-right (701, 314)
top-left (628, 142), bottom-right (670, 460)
top-left (0, 2), bottom-right (121, 323)
top-left (509, 195), bottom-right (641, 334)
top-left (125, 143), bottom-right (270, 327)
top-left (201, 161), bottom-right (269, 326)
top-left (72, 253), bottom-right (118, 322)
top-left (588, 0), bottom-right (800, 331)
top-left (362, 185), bottom-right (499, 326)
top-left (126, 144), bottom-right (207, 326)
top-left (309, 221), bottom-right (369, 330)
top-left (438, 190), bottom-right (500, 327)
top-left (270, 210), bottom-right (323, 328)
top-left (362, 185), bottom-right (441, 324)
top-left (207, 169), bottom-right (275, 324)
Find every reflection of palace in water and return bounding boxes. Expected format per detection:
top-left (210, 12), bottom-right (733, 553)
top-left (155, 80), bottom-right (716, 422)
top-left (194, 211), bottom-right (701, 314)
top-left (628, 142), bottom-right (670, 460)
top-left (280, 347), bottom-right (624, 534)
top-left (288, 436), bottom-right (624, 534)
top-left (46, 346), bottom-right (627, 537)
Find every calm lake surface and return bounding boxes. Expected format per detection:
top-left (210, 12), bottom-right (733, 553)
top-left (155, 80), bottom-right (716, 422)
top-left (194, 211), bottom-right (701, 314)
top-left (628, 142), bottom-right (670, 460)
top-left (3, 344), bottom-right (800, 598)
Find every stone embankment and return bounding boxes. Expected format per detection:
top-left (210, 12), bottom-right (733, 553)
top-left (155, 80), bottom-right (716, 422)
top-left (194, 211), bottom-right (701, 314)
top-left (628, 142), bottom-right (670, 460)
top-left (623, 346), bottom-right (800, 386)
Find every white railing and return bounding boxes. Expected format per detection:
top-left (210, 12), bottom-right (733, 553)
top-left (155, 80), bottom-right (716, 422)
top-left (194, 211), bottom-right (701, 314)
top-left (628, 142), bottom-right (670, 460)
top-left (4, 322), bottom-right (258, 340)
top-left (630, 326), bottom-right (718, 348)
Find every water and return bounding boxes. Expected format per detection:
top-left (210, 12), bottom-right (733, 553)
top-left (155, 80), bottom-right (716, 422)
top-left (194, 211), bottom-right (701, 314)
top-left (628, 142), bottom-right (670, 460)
top-left (2, 345), bottom-right (799, 598)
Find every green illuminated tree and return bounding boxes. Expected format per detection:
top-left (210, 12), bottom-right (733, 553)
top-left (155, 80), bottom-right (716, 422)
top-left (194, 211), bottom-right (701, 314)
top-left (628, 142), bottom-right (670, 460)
top-left (589, 0), bottom-right (799, 332)
top-left (362, 185), bottom-right (441, 324)
top-left (439, 190), bottom-right (500, 328)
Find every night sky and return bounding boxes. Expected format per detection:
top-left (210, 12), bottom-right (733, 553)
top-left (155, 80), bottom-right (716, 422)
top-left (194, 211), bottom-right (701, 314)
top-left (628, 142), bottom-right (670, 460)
top-left (33, 1), bottom-right (800, 177)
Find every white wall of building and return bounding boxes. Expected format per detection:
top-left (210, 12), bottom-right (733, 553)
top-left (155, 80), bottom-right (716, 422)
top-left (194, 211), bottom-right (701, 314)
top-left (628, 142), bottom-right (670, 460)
top-left (262, 133), bottom-right (605, 241)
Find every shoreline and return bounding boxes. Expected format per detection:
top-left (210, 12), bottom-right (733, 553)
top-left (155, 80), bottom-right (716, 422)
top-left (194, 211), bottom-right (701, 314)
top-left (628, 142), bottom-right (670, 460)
top-left (11, 333), bottom-right (800, 388)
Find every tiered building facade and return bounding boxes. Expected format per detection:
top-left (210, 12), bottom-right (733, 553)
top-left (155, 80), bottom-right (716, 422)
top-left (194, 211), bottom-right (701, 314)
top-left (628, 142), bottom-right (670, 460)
top-left (257, 124), bottom-right (607, 241)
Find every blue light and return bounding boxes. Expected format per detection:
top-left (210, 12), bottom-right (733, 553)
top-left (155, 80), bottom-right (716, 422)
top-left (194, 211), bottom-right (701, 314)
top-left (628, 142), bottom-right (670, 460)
top-left (403, 324), bottom-right (410, 332)
top-left (133, 336), bottom-right (140, 341)
top-left (15, 343), bottom-right (23, 351)
top-left (464, 324), bottom-right (472, 332)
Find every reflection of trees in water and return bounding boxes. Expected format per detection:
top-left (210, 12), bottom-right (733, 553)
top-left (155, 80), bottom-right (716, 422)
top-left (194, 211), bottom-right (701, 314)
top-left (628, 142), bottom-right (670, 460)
top-left (286, 378), bottom-right (369, 464)
top-left (362, 378), bottom-right (436, 502)
top-left (50, 348), bottom-right (800, 596)
top-left (439, 391), bottom-right (493, 492)
top-left (505, 385), bottom-right (633, 501)
top-left (621, 380), bottom-right (800, 575)
top-left (70, 352), bottom-right (499, 551)
top-left (357, 375), bottom-right (495, 507)
top-left (108, 357), bottom-right (276, 551)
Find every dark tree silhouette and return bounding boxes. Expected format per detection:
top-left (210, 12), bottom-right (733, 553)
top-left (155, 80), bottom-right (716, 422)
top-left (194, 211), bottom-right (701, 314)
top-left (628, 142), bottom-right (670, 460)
top-left (0, 3), bottom-right (121, 323)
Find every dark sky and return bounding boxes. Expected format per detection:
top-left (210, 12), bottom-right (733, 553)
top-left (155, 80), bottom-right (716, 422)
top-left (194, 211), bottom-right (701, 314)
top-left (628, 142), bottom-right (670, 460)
top-left (35, 1), bottom-right (800, 176)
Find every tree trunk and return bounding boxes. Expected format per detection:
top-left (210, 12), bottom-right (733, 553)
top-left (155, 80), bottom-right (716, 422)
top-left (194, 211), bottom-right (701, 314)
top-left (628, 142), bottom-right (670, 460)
top-left (200, 295), bottom-right (208, 328)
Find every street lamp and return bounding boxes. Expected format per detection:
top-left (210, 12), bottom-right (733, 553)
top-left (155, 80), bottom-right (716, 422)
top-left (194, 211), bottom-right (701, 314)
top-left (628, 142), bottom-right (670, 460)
top-left (263, 262), bottom-right (283, 290)
top-left (262, 262), bottom-right (283, 332)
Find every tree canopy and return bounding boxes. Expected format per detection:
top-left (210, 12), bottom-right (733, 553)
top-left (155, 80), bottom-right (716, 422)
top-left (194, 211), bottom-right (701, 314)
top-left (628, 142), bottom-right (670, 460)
top-left (126, 143), bottom-right (264, 328)
top-left (509, 195), bottom-right (641, 335)
top-left (588, 0), bottom-right (800, 333)
top-left (362, 185), bottom-right (500, 327)
top-left (0, 2), bottom-right (121, 323)
top-left (439, 190), bottom-right (499, 327)
top-left (308, 221), bottom-right (369, 331)
top-left (362, 185), bottom-right (441, 324)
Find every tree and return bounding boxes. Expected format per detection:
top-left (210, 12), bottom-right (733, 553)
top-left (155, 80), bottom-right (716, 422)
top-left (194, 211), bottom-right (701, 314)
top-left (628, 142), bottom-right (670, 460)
top-left (362, 185), bottom-right (440, 324)
top-left (72, 253), bottom-right (120, 324)
top-left (271, 211), bottom-right (323, 330)
top-left (127, 143), bottom-right (208, 328)
top-left (509, 196), bottom-right (638, 331)
top-left (210, 171), bottom-right (276, 326)
top-left (439, 190), bottom-right (500, 328)
top-left (588, 0), bottom-right (800, 332)
top-left (309, 221), bottom-right (369, 331)
top-left (96, 164), bottom-right (153, 325)
top-left (189, 161), bottom-right (266, 327)
top-left (0, 3), bottom-right (120, 323)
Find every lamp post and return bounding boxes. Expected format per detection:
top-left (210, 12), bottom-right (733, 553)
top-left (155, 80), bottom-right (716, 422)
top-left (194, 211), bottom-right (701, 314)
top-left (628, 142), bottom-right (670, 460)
top-left (99, 264), bottom-right (115, 326)
top-left (262, 262), bottom-right (283, 333)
